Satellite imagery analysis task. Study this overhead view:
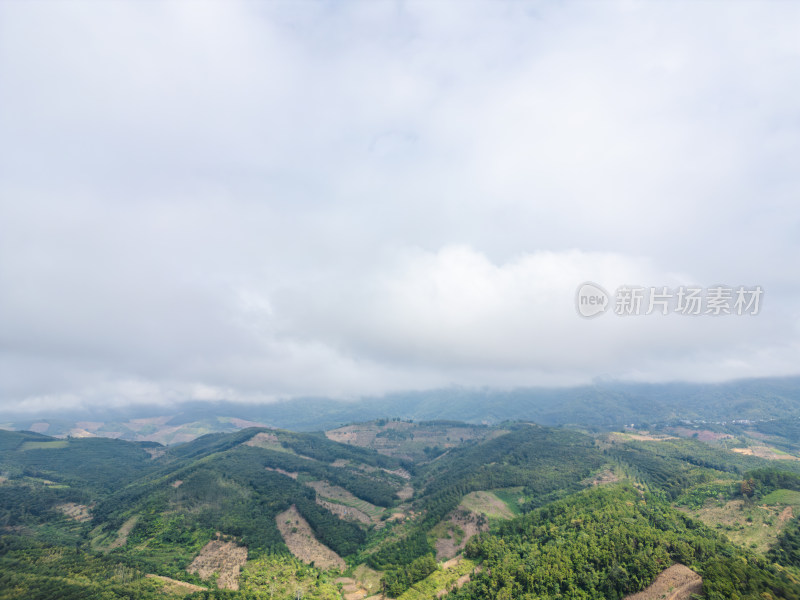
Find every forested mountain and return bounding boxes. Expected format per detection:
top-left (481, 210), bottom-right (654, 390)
top-left (453, 484), bottom-right (800, 600)
top-left (5, 418), bottom-right (800, 599)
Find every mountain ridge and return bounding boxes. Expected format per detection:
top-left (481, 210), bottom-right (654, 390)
top-left (4, 375), bottom-right (800, 443)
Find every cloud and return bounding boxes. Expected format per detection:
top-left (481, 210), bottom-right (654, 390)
top-left (275, 245), bottom-right (798, 381)
top-left (1, 1), bottom-right (800, 411)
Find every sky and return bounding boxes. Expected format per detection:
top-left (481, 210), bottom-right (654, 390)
top-left (1, 1), bottom-right (800, 413)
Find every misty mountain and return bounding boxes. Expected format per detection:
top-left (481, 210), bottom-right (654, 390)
top-left (4, 376), bottom-right (800, 441)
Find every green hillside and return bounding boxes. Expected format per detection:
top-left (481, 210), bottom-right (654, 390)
top-left (5, 419), bottom-right (800, 599)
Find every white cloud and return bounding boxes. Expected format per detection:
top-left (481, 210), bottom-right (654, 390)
top-left (1, 1), bottom-right (800, 411)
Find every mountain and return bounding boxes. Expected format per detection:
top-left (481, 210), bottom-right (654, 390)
top-left (4, 375), bottom-right (800, 443)
top-left (5, 419), bottom-right (800, 599)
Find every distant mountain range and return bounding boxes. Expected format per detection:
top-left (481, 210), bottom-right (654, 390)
top-left (3, 375), bottom-right (800, 442)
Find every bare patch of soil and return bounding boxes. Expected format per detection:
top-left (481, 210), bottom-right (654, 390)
top-left (318, 498), bottom-right (373, 524)
top-left (108, 515), bottom-right (138, 550)
top-left (624, 564), bottom-right (702, 600)
top-left (351, 564), bottom-right (383, 597)
top-left (589, 469), bottom-right (620, 486)
top-left (632, 434), bottom-right (676, 441)
top-left (435, 560), bottom-right (483, 598)
top-left (779, 506), bottom-right (794, 524)
top-left (396, 483), bottom-right (413, 501)
top-left (276, 505), bottom-right (346, 571)
top-left (732, 446), bottom-right (800, 461)
top-left (681, 498), bottom-right (789, 553)
top-left (187, 537), bottom-right (248, 590)
top-left (671, 428), bottom-right (732, 442)
top-left (613, 432), bottom-right (677, 442)
top-left (266, 466), bottom-right (298, 479)
top-left (435, 510), bottom-right (489, 560)
top-left (2, 525), bottom-right (32, 535)
top-left (440, 557), bottom-right (461, 570)
top-left (733, 447), bottom-right (755, 455)
top-left (459, 491), bottom-right (515, 520)
top-left (55, 502), bottom-right (91, 522)
top-left (244, 432), bottom-right (279, 446)
top-left (228, 418), bottom-right (270, 429)
top-left (170, 479), bottom-right (183, 488)
top-left (144, 447), bottom-right (165, 459)
top-left (325, 422), bottom-right (501, 461)
top-left (335, 576), bottom-right (369, 600)
top-left (66, 428), bottom-right (97, 438)
top-left (308, 480), bottom-right (362, 503)
top-left (146, 574), bottom-right (206, 594)
top-left (383, 467), bottom-right (411, 480)
top-left (306, 480), bottom-right (384, 523)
